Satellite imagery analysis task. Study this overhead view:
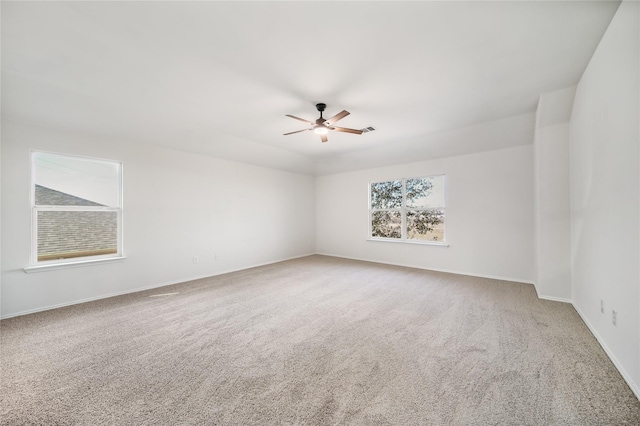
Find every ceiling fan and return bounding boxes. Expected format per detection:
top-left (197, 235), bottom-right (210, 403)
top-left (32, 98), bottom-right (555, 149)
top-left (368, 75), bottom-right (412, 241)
top-left (284, 103), bottom-right (363, 143)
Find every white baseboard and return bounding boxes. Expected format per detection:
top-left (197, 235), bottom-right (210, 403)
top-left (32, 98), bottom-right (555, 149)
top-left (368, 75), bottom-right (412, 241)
top-left (572, 304), bottom-right (640, 402)
top-left (0, 252), bottom-right (316, 320)
top-left (315, 252), bottom-right (534, 285)
top-left (532, 282), bottom-right (572, 304)
top-left (537, 294), bottom-right (572, 304)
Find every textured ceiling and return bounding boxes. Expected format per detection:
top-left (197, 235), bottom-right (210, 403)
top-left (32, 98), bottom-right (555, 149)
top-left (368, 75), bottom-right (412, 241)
top-left (1, 1), bottom-right (620, 175)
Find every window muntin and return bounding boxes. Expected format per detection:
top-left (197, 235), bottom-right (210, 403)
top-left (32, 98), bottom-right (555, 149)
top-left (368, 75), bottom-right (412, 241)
top-left (369, 175), bottom-right (445, 243)
top-left (31, 151), bottom-right (122, 265)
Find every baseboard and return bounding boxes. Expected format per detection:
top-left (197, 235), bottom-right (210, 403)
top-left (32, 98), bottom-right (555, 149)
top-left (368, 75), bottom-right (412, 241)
top-left (531, 282), bottom-right (572, 304)
top-left (0, 252), bottom-right (316, 320)
top-left (537, 294), bottom-right (572, 304)
top-left (315, 252), bottom-right (534, 285)
top-left (572, 303), bottom-right (640, 402)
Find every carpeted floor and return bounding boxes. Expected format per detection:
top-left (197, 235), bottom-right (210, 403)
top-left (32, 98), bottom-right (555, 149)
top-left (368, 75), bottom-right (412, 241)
top-left (1, 255), bottom-right (639, 425)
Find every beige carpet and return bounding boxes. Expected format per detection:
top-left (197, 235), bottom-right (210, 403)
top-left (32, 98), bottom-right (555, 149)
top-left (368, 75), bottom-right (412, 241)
top-left (1, 255), bottom-right (639, 425)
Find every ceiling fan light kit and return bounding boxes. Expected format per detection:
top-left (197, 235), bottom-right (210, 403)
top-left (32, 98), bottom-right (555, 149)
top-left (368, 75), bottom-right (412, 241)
top-left (284, 103), bottom-right (363, 143)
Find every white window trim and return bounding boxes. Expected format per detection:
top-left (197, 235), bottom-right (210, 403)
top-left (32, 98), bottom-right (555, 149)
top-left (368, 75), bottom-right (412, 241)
top-left (368, 174), bottom-right (447, 246)
top-left (366, 237), bottom-right (449, 247)
top-left (24, 256), bottom-right (127, 274)
top-left (28, 150), bottom-right (124, 272)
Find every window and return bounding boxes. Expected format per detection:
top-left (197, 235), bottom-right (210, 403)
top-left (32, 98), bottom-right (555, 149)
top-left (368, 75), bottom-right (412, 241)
top-left (30, 151), bottom-right (123, 268)
top-left (369, 175), bottom-right (446, 243)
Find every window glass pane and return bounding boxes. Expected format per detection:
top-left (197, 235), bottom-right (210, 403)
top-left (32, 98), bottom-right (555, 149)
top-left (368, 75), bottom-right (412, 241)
top-left (37, 211), bottom-right (118, 261)
top-left (371, 210), bottom-right (402, 239)
top-left (406, 176), bottom-right (445, 208)
top-left (406, 209), bottom-right (445, 242)
top-left (35, 185), bottom-right (105, 207)
top-left (370, 180), bottom-right (402, 209)
top-left (34, 152), bottom-right (120, 207)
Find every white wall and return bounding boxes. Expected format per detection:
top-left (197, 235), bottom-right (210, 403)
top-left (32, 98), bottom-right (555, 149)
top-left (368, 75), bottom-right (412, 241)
top-left (533, 88), bottom-right (573, 301)
top-left (0, 120), bottom-right (316, 318)
top-left (569, 0), bottom-right (639, 397)
top-left (316, 145), bottom-right (534, 283)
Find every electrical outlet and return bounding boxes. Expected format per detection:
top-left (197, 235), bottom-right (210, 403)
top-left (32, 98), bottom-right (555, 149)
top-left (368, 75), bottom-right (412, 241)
top-left (612, 310), bottom-right (617, 326)
top-left (214, 254), bottom-right (219, 261)
top-left (600, 299), bottom-right (604, 314)
top-left (193, 256), bottom-right (199, 264)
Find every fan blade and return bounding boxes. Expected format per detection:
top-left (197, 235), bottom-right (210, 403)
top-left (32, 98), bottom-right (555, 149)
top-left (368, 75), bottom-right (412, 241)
top-left (325, 110), bottom-right (350, 125)
top-left (283, 129), bottom-right (311, 135)
top-left (320, 134), bottom-right (328, 143)
top-left (286, 114), bottom-right (314, 125)
top-left (332, 126), bottom-right (363, 135)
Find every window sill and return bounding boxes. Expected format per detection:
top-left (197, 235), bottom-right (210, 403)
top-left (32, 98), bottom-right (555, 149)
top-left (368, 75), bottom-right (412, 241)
top-left (367, 238), bottom-right (449, 247)
top-left (24, 256), bottom-right (126, 273)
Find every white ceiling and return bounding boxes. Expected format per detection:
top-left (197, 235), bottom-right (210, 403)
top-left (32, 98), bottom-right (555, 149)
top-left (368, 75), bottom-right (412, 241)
top-left (2, 1), bottom-right (620, 175)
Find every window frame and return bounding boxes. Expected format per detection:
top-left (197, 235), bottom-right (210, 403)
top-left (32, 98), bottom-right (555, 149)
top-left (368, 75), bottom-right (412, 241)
top-left (25, 151), bottom-right (125, 273)
top-left (368, 174), bottom-right (447, 246)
